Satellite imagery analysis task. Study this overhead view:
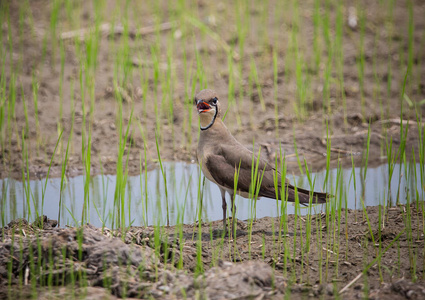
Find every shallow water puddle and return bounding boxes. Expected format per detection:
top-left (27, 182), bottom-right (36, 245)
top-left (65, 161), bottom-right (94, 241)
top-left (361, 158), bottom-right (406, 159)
top-left (1, 162), bottom-right (423, 228)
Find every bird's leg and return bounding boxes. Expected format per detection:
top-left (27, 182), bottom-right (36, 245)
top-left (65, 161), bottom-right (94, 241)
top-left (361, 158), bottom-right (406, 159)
top-left (229, 191), bottom-right (236, 235)
top-left (220, 188), bottom-right (227, 233)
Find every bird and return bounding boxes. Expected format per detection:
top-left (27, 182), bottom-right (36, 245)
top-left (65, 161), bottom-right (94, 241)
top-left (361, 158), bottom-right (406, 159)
top-left (195, 89), bottom-right (329, 233)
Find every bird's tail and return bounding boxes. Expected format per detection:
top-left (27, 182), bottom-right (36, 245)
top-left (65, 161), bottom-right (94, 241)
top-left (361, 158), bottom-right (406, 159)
top-left (286, 185), bottom-right (329, 204)
top-left (259, 183), bottom-right (331, 204)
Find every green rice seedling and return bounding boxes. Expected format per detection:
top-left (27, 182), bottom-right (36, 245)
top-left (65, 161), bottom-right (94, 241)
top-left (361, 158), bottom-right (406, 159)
top-left (294, 49), bottom-right (308, 121)
top-left (155, 131), bottom-right (170, 227)
top-left (17, 1), bottom-right (28, 71)
top-left (407, 0), bottom-right (414, 82)
top-left (270, 215), bottom-right (277, 270)
top-left (401, 154), bottom-right (420, 281)
top-left (335, 1), bottom-right (346, 125)
top-left (385, 0), bottom-right (395, 116)
top-left (112, 108), bottom-right (133, 231)
top-left (385, 136), bottom-right (397, 208)
top-left (5, 4), bottom-right (13, 71)
top-left (37, 130), bottom-right (63, 227)
top-left (91, 171), bottom-right (105, 229)
top-left (259, 0), bottom-right (269, 51)
top-left (359, 126), bottom-right (375, 243)
top-left (227, 48), bottom-right (235, 107)
top-left (166, 46), bottom-right (176, 149)
top-left (137, 121), bottom-right (149, 226)
top-left (181, 44), bottom-right (189, 148)
top-left (246, 61), bottom-right (255, 129)
top-left (249, 57), bottom-right (266, 112)
top-left (312, 0), bottom-right (321, 73)
top-left (227, 50), bottom-right (242, 127)
top-left (337, 173), bottom-right (345, 262)
top-left (282, 5), bottom-right (294, 86)
top-left (81, 126), bottom-right (92, 225)
top-left (249, 143), bottom-right (267, 223)
top-left (277, 145), bottom-right (289, 272)
top-left (100, 160), bottom-right (112, 229)
top-left (289, 0), bottom-right (308, 121)
top-left (394, 70), bottom-right (410, 205)
top-left (21, 129), bottom-right (32, 222)
top-left (321, 0), bottom-right (333, 118)
top-left (124, 143), bottom-right (133, 229)
top-left (0, 3), bottom-right (4, 56)
top-left (65, 206), bottom-right (79, 227)
top-left (46, 240), bottom-right (54, 288)
top-left (273, 49), bottom-right (279, 138)
top-left (7, 75), bottom-right (16, 154)
top-left (58, 133), bottom-right (72, 227)
top-left (357, 7), bottom-right (366, 117)
top-left (27, 242), bottom-right (38, 297)
top-left (48, 0), bottom-right (61, 62)
top-left (7, 233), bottom-right (15, 297)
top-left (0, 63), bottom-right (6, 158)
top-left (0, 179), bottom-right (8, 232)
top-left (231, 161), bottom-right (241, 239)
top-left (20, 84), bottom-right (29, 139)
top-left (195, 42), bottom-right (207, 90)
top-left (174, 176), bottom-right (192, 269)
top-left (324, 190), bottom-right (335, 281)
top-left (195, 164), bottom-right (205, 275)
top-left (322, 55), bottom-right (332, 118)
top-left (185, 54), bottom-right (197, 151)
top-left (151, 45), bottom-right (162, 141)
top-left (292, 129), bottom-right (304, 176)
top-left (302, 159), bottom-right (316, 256)
top-left (137, 49), bottom-right (149, 123)
top-left (335, 164), bottom-right (345, 280)
top-left (235, 0), bottom-right (248, 82)
top-left (210, 223), bottom-right (225, 266)
top-left (320, 124), bottom-right (333, 282)
top-left (414, 111), bottom-right (424, 225)
top-left (290, 178), bottom-right (300, 282)
top-left (58, 39), bottom-right (66, 134)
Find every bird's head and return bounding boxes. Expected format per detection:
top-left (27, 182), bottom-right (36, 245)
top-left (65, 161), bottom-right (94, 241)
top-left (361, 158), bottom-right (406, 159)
top-left (195, 89), bottom-right (221, 130)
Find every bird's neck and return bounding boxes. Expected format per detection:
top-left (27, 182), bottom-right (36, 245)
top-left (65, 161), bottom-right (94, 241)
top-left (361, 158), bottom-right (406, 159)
top-left (199, 110), bottom-right (217, 131)
top-left (199, 117), bottom-right (233, 141)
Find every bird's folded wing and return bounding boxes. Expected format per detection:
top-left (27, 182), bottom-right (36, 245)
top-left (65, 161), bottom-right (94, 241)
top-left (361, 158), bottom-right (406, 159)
top-left (205, 144), bottom-right (278, 193)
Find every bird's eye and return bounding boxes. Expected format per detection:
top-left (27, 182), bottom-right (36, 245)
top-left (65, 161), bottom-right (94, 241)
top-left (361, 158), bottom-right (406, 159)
top-left (212, 97), bottom-right (218, 105)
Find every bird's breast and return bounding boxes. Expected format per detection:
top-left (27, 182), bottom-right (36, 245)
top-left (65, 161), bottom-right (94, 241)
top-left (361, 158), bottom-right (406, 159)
top-left (197, 152), bottom-right (218, 185)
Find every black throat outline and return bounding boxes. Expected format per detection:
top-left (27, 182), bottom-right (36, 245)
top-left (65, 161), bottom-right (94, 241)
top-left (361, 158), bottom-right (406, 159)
top-left (200, 107), bottom-right (217, 131)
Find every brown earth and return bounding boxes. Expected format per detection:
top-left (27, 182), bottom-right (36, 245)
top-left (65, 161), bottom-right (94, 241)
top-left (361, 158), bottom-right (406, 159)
top-left (1, 0), bottom-right (424, 179)
top-left (1, 205), bottom-right (424, 300)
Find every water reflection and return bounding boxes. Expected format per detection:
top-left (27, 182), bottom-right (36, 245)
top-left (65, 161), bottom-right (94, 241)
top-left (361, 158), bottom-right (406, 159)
top-left (1, 162), bottom-right (423, 228)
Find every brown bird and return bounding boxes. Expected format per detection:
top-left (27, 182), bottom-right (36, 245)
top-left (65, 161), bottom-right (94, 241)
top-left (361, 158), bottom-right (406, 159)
top-left (195, 89), bottom-right (329, 233)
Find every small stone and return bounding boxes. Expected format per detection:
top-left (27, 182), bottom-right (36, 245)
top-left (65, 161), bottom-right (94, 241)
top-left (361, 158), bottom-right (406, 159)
top-left (326, 284), bottom-right (334, 295)
top-left (406, 290), bottom-right (416, 299)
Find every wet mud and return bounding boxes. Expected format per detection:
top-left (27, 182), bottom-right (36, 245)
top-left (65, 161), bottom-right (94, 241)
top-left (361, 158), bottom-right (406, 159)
top-left (1, 204), bottom-right (424, 299)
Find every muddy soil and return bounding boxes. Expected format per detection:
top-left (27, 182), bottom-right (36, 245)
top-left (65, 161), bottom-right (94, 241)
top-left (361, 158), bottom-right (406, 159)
top-left (1, 0), bottom-right (425, 179)
top-left (1, 205), bottom-right (424, 299)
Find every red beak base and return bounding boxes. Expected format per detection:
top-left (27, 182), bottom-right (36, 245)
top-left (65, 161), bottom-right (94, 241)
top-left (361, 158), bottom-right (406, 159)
top-left (197, 101), bottom-right (211, 113)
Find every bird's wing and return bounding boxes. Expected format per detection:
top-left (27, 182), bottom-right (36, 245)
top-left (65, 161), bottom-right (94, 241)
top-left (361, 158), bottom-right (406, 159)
top-left (205, 144), bottom-right (329, 203)
top-left (205, 144), bottom-right (280, 195)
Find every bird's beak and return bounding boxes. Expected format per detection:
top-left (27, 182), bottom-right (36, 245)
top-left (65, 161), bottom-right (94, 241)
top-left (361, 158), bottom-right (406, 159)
top-left (196, 100), bottom-right (211, 114)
